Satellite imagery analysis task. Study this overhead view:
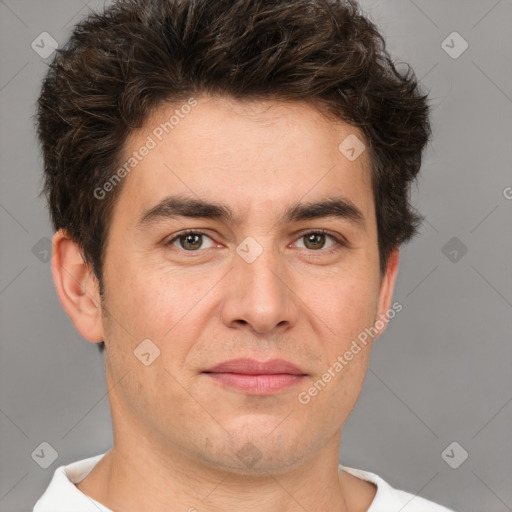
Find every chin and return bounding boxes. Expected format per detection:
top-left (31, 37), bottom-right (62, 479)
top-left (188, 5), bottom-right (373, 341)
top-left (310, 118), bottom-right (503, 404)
top-left (197, 422), bottom-right (314, 475)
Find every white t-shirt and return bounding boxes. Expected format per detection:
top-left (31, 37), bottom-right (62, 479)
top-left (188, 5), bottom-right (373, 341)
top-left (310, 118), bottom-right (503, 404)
top-left (33, 452), bottom-right (455, 512)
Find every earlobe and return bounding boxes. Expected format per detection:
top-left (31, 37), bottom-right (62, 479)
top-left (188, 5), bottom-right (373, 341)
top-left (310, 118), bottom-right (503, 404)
top-left (51, 229), bottom-right (104, 343)
top-left (374, 247), bottom-right (400, 338)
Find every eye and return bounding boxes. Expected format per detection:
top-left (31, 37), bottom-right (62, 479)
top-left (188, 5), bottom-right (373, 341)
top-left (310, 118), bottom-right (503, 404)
top-left (293, 230), bottom-right (344, 254)
top-left (167, 230), bottom-right (216, 251)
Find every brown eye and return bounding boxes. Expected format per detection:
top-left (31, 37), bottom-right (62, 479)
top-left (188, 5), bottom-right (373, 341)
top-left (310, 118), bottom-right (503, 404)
top-left (295, 231), bottom-right (341, 252)
top-left (303, 232), bottom-right (328, 250)
top-left (168, 231), bottom-right (215, 251)
top-left (178, 233), bottom-right (203, 250)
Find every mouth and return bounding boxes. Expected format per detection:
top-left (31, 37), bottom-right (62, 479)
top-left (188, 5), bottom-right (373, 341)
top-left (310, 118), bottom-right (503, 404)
top-left (202, 358), bottom-right (308, 395)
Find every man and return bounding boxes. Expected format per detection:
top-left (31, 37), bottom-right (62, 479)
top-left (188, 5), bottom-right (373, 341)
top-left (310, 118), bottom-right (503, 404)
top-left (33, 0), bottom-right (455, 510)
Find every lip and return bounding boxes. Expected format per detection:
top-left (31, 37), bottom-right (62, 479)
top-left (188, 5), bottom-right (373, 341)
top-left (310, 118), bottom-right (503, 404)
top-left (205, 358), bottom-right (306, 375)
top-left (202, 358), bottom-right (307, 395)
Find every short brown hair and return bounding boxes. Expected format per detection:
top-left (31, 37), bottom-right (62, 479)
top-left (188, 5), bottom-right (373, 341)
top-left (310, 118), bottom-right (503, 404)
top-left (36, 0), bottom-right (432, 350)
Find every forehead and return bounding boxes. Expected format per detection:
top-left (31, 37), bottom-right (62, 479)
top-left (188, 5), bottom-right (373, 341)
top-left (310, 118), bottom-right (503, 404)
top-left (113, 95), bottom-right (375, 229)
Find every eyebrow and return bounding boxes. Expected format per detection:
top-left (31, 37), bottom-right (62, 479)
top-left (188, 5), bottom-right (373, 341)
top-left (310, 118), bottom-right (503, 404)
top-left (135, 194), bottom-right (366, 231)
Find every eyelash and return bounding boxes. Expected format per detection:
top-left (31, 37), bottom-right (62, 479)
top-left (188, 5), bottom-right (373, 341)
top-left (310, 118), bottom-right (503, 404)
top-left (166, 229), bottom-right (347, 257)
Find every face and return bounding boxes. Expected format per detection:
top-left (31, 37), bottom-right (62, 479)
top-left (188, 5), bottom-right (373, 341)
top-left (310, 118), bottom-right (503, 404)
top-left (86, 96), bottom-right (398, 474)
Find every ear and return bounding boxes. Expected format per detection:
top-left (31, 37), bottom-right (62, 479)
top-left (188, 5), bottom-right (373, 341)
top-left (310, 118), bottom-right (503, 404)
top-left (373, 247), bottom-right (400, 338)
top-left (51, 229), bottom-right (104, 343)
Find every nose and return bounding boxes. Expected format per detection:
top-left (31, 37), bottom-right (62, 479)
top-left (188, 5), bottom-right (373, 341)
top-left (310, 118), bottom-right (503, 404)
top-left (220, 241), bottom-right (299, 335)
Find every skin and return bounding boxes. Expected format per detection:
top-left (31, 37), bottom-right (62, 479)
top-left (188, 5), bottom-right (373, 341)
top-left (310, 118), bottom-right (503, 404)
top-left (52, 95), bottom-right (399, 512)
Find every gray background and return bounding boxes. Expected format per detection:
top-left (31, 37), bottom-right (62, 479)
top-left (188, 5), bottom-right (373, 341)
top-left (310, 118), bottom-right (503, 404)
top-left (1, 0), bottom-right (511, 510)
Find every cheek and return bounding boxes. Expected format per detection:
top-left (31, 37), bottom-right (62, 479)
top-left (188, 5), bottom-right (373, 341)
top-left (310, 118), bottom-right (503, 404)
top-left (311, 274), bottom-right (380, 346)
top-left (330, 354), bottom-right (370, 424)
top-left (295, 338), bottom-right (371, 431)
top-left (105, 259), bottom-right (183, 338)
